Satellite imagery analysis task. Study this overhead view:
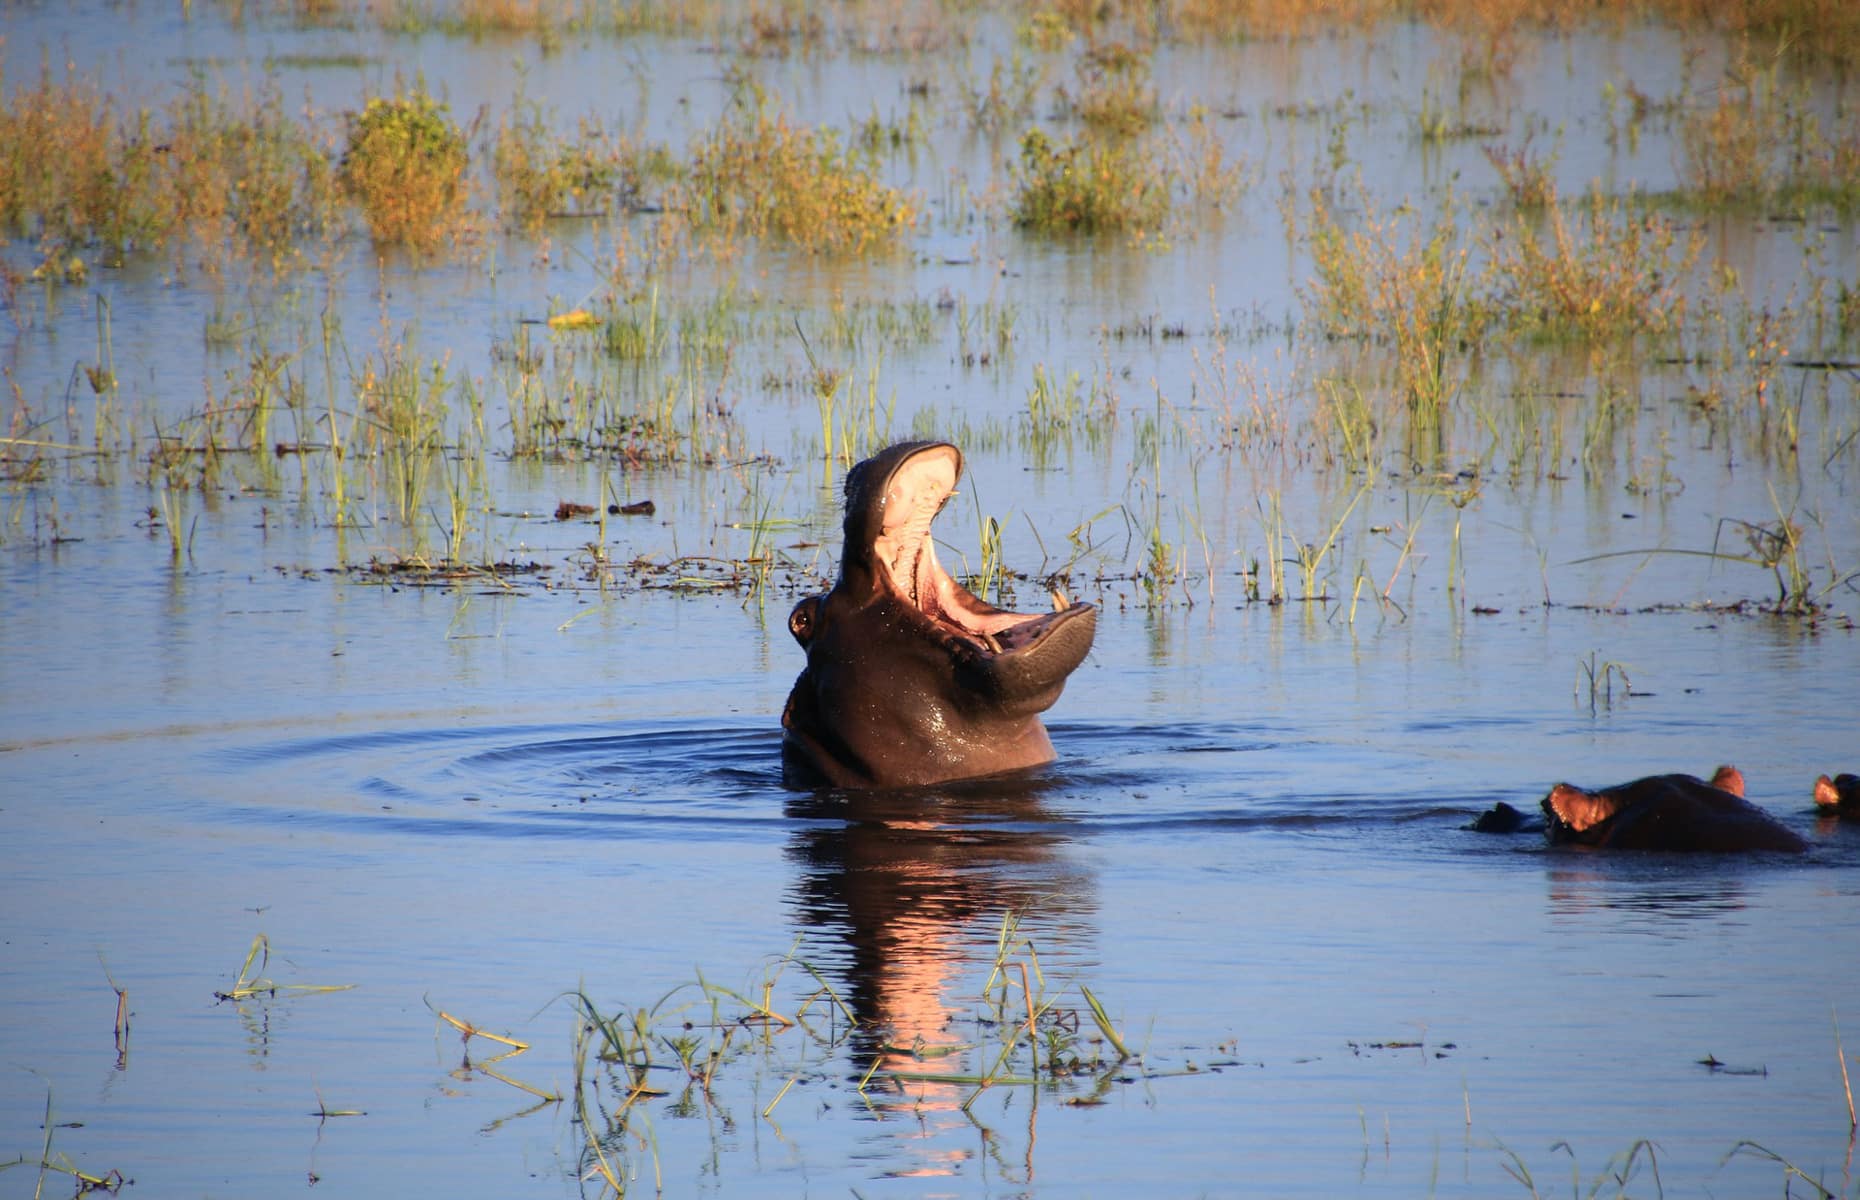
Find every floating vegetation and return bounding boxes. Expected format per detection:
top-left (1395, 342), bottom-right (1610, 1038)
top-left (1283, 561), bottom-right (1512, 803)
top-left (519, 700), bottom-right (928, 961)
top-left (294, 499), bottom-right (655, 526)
top-left (433, 1007), bottom-right (561, 1103)
top-left (0, 1087), bottom-right (128, 1196)
top-left (212, 933), bottom-right (355, 1002)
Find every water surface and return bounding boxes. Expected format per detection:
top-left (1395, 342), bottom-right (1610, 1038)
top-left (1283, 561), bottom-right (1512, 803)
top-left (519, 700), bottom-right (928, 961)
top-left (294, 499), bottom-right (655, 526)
top-left (3, 3), bottom-right (1859, 1196)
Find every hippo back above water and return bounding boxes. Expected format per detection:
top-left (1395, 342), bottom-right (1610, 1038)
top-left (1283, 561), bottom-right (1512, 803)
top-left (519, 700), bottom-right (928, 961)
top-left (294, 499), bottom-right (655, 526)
top-left (1541, 765), bottom-right (1807, 854)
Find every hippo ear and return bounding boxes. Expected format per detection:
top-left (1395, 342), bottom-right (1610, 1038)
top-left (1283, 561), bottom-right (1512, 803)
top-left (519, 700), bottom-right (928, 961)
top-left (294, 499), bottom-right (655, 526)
top-left (788, 596), bottom-right (823, 647)
top-left (1815, 774), bottom-right (1839, 810)
top-left (1710, 764), bottom-right (1744, 797)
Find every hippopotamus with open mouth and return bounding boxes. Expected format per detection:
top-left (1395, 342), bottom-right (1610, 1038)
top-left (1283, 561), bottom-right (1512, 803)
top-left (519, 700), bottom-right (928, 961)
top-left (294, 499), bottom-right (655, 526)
top-left (1541, 765), bottom-right (1807, 853)
top-left (780, 441), bottom-right (1096, 788)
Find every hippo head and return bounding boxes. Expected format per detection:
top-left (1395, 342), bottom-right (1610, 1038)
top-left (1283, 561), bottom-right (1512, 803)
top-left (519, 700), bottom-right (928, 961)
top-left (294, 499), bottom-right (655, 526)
top-left (1815, 772), bottom-right (1859, 813)
top-left (1541, 765), bottom-right (1804, 852)
top-left (780, 441), bottom-right (1096, 788)
top-left (1544, 764), bottom-right (1746, 840)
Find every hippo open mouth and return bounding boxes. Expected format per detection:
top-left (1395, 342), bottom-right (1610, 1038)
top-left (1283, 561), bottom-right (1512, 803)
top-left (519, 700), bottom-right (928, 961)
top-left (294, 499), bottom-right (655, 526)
top-left (864, 443), bottom-right (1093, 677)
top-left (781, 440), bottom-right (1097, 788)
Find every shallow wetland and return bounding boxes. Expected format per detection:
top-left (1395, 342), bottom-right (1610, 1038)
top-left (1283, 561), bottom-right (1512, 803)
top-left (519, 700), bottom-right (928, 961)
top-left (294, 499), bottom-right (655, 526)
top-left (3, 1), bottom-right (1859, 1196)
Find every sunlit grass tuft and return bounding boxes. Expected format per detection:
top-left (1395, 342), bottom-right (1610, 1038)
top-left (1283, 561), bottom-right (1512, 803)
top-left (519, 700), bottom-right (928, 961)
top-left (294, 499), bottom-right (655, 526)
top-left (338, 86), bottom-right (470, 249)
top-left (1486, 185), bottom-right (1702, 340)
top-left (1011, 127), bottom-right (1170, 234)
top-left (683, 93), bottom-right (916, 254)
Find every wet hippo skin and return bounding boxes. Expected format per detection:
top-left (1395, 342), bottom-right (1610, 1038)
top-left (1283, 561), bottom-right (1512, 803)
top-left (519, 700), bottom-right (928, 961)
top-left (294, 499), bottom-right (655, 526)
top-left (781, 441), bottom-right (1096, 788)
top-left (1541, 765), bottom-right (1808, 853)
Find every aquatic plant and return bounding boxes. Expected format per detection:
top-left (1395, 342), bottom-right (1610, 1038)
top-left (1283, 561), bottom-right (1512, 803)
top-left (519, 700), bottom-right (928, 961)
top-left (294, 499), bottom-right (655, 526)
top-left (0, 69), bottom-right (338, 267)
top-left (961, 46), bottom-right (1049, 131)
top-left (1496, 1135), bottom-right (1665, 1200)
top-left (1063, 41), bottom-right (1158, 135)
top-left (432, 1006), bottom-right (561, 1102)
top-left (0, 1087), bottom-right (127, 1196)
top-left (682, 93), bottom-right (915, 254)
top-left (213, 932), bottom-right (355, 1001)
top-left (1676, 48), bottom-right (1860, 214)
top-left (554, 917), bottom-right (1155, 1196)
top-left (491, 102), bottom-right (631, 231)
top-left (1011, 127), bottom-right (1171, 234)
top-left (1484, 135), bottom-right (1559, 210)
top-left (1485, 184), bottom-right (1701, 341)
top-left (1722, 1141), bottom-right (1841, 1198)
top-left (338, 87), bottom-right (469, 248)
top-left (1303, 188), bottom-right (1483, 443)
top-left (353, 330), bottom-right (455, 524)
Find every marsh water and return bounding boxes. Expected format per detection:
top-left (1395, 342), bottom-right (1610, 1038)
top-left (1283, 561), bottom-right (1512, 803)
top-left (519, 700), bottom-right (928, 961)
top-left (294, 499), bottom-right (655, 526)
top-left (4, 4), bottom-right (1860, 1196)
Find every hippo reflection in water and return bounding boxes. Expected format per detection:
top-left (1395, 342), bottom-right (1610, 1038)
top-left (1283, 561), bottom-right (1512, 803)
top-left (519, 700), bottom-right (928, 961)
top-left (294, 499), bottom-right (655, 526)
top-left (1540, 765), bottom-right (1807, 853)
top-left (781, 441), bottom-right (1096, 789)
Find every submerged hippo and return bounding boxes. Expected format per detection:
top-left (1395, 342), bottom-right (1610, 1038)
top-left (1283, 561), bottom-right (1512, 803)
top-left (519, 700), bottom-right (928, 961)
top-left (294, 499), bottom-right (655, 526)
top-left (1541, 765), bottom-right (1807, 853)
top-left (781, 441), bottom-right (1096, 788)
top-left (1814, 773), bottom-right (1859, 815)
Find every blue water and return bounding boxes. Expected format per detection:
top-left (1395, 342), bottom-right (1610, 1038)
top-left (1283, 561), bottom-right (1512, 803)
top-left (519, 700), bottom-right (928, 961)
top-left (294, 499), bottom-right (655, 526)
top-left (4, 2), bottom-right (1860, 1196)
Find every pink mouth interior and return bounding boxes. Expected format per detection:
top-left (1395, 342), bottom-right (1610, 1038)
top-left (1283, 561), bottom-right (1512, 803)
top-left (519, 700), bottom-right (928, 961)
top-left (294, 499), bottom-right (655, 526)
top-left (871, 446), bottom-right (1042, 643)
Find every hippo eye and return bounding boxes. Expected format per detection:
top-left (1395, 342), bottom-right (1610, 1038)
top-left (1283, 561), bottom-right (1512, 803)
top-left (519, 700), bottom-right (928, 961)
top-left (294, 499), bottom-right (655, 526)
top-left (788, 597), bottom-right (821, 646)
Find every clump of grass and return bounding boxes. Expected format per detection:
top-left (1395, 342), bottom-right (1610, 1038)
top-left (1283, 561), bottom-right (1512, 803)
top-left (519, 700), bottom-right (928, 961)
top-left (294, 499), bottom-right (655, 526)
top-left (1064, 41), bottom-right (1157, 135)
top-left (1011, 127), bottom-right (1171, 234)
top-left (1497, 1136), bottom-right (1664, 1199)
top-left (491, 101), bottom-right (637, 231)
top-left (1677, 47), bottom-right (1860, 214)
top-left (1168, 0), bottom-right (1392, 41)
top-left (1484, 135), bottom-right (1559, 210)
top-left (960, 47), bottom-right (1049, 131)
top-left (0, 69), bottom-right (339, 268)
top-left (683, 92), bottom-right (915, 254)
top-left (1485, 185), bottom-right (1701, 340)
top-left (1024, 362), bottom-right (1118, 445)
top-left (338, 86), bottom-right (470, 248)
top-left (1670, 0), bottom-right (1860, 68)
top-left (352, 330), bottom-right (455, 523)
top-left (1303, 188), bottom-right (1483, 429)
